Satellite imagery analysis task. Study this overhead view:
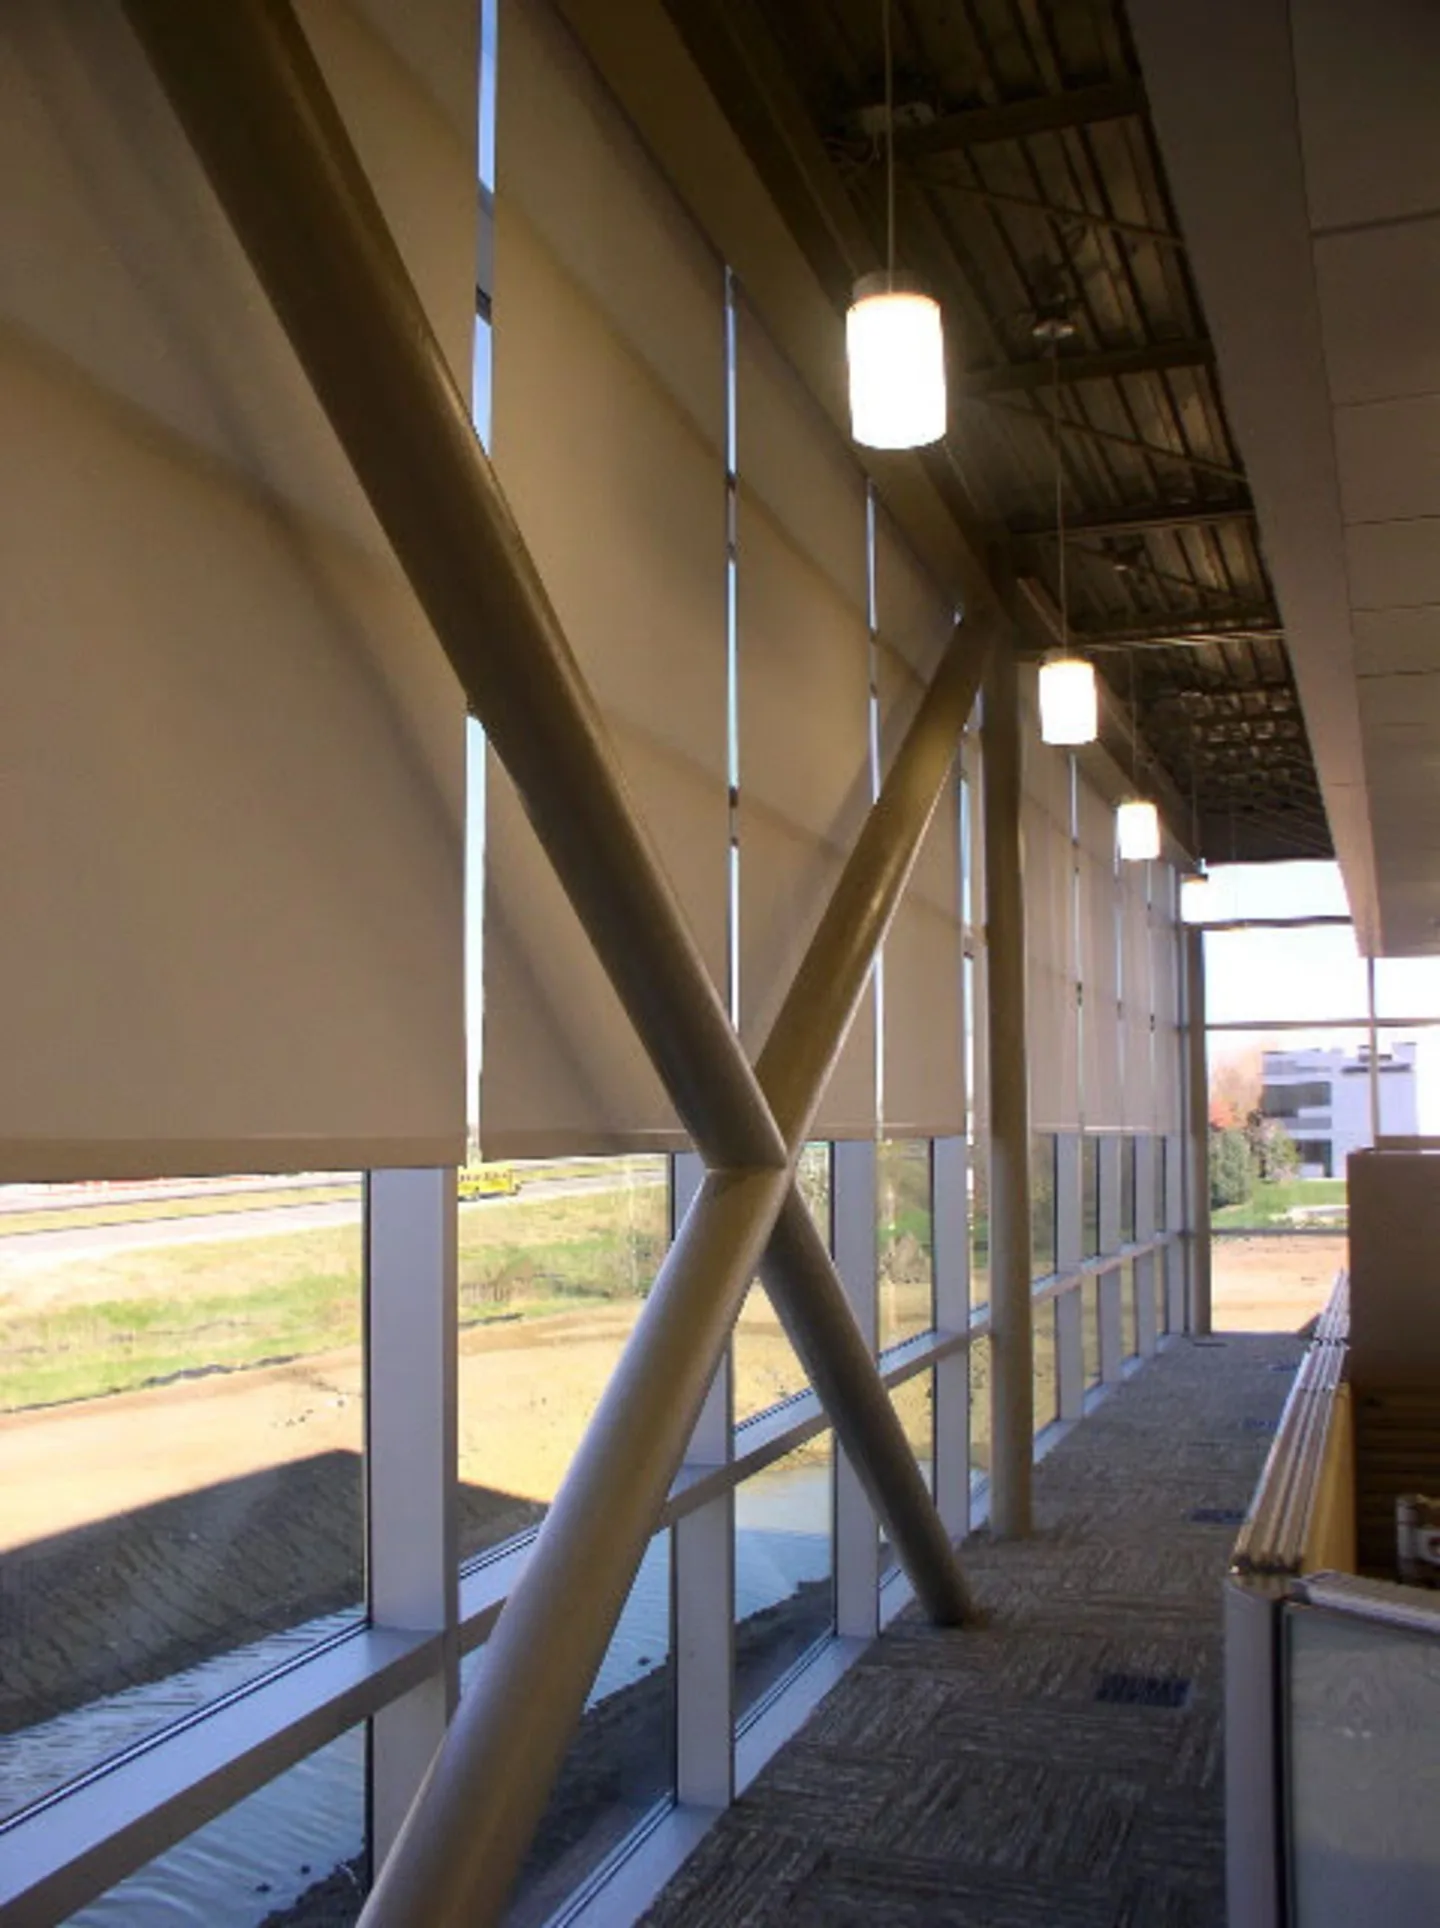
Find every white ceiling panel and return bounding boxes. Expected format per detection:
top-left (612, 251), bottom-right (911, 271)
top-left (1314, 219), bottom-right (1440, 407)
top-left (1357, 672), bottom-right (1440, 732)
top-left (1291, 0), bottom-right (1440, 231)
top-left (1346, 518), bottom-right (1440, 612)
top-left (1333, 393), bottom-right (1440, 526)
top-left (1353, 606), bottom-right (1440, 676)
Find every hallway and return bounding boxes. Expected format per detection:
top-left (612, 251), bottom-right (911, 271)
top-left (645, 1333), bottom-right (1304, 1927)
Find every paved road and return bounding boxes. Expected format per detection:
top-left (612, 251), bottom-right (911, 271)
top-left (0, 1172), bottom-right (663, 1271)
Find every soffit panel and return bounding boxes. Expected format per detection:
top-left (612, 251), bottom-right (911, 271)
top-left (1313, 220), bottom-right (1440, 408)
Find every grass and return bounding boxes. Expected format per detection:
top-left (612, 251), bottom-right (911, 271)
top-left (1213, 1177), bottom-right (1347, 1230)
top-left (0, 1179), bottom-right (670, 1414)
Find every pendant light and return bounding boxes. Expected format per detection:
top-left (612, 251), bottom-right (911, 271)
top-left (1035, 323), bottom-right (1097, 745)
top-left (846, 0), bottom-right (946, 449)
top-left (1116, 650), bottom-right (1159, 862)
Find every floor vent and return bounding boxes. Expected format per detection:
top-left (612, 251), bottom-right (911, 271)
top-left (1241, 1417), bottom-right (1278, 1433)
top-left (1189, 1506), bottom-right (1245, 1526)
top-left (1095, 1672), bottom-right (1192, 1710)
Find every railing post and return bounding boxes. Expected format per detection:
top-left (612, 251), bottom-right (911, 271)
top-left (982, 642), bottom-right (1033, 1536)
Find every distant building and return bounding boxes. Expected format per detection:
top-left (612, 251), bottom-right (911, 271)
top-left (1261, 1042), bottom-right (1419, 1177)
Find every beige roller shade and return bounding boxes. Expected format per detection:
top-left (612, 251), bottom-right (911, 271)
top-left (735, 298), bottom-right (874, 1138)
top-left (1078, 777), bottom-right (1123, 1128)
top-left (1121, 860), bottom-right (1155, 1126)
top-left (1022, 712), bottom-right (1081, 1133)
top-left (1151, 863), bottom-right (1184, 1129)
top-left (875, 599), bottom-right (965, 1137)
top-left (481, 0), bottom-right (729, 1155)
top-left (0, 1), bottom-right (473, 1180)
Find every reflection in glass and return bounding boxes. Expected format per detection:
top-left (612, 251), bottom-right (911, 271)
top-left (1081, 1137), bottom-right (1100, 1257)
top-left (878, 1141), bottom-right (934, 1349)
top-left (735, 1438), bottom-right (833, 1727)
top-left (457, 1155), bottom-right (669, 1564)
top-left (73, 1725), bottom-right (368, 1927)
top-left (1081, 1278), bottom-right (1101, 1389)
top-left (734, 1145), bottom-right (830, 1424)
top-left (0, 1177), bottom-right (364, 1820)
top-left (496, 1533), bottom-right (674, 1928)
top-left (1121, 1261), bottom-right (1139, 1359)
top-left (1120, 1138), bottom-right (1136, 1242)
top-left (969, 1336), bottom-right (991, 1481)
top-left (881, 1371), bottom-right (934, 1576)
top-left (1030, 1133), bottom-right (1057, 1277)
top-left (1033, 1298), bottom-right (1058, 1432)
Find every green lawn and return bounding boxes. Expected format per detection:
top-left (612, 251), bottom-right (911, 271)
top-left (1213, 1177), bottom-right (1347, 1230)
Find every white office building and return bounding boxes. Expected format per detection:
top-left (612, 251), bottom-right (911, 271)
top-left (1262, 1043), bottom-right (1419, 1178)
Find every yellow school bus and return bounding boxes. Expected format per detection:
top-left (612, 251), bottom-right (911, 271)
top-left (457, 1161), bottom-right (520, 1201)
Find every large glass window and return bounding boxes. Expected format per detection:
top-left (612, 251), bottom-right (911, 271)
top-left (877, 1140), bottom-right (934, 1350)
top-left (1120, 1138), bottom-right (1136, 1242)
top-left (734, 1145), bottom-right (829, 1425)
top-left (1081, 1137), bottom-right (1101, 1257)
top-left (1121, 1261), bottom-right (1139, 1360)
top-left (456, 1155), bottom-right (669, 1566)
top-left (1081, 1278), bottom-right (1101, 1391)
top-left (0, 1175), bottom-right (364, 1819)
top-left (969, 1149), bottom-right (990, 1315)
top-left (1031, 1133), bottom-right (1057, 1278)
top-left (71, 1722), bottom-right (368, 1927)
top-left (735, 1437), bottom-right (833, 1728)
top-left (494, 1532), bottom-right (674, 1928)
top-left (1033, 1299), bottom-right (1058, 1433)
top-left (969, 1337), bottom-right (991, 1484)
top-left (880, 1370), bottom-right (934, 1576)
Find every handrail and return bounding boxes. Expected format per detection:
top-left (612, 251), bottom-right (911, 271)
top-left (1292, 1569), bottom-right (1440, 1637)
top-left (1231, 1272), bottom-right (1349, 1577)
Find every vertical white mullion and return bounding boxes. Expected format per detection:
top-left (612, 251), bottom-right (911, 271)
top-left (367, 1167), bottom-right (458, 1866)
top-left (833, 1139), bottom-right (880, 1638)
top-left (933, 1134), bottom-right (971, 1540)
top-left (1166, 1129), bottom-right (1187, 1332)
top-left (1097, 1136), bottom-right (1124, 1382)
top-left (1134, 1136), bottom-right (1158, 1357)
top-left (672, 1151), bottom-right (734, 1808)
top-left (1054, 1133), bottom-right (1084, 1420)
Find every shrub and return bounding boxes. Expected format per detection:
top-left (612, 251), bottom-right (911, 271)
top-left (1209, 1125), bottom-right (1255, 1209)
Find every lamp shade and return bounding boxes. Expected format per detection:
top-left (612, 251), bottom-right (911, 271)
top-left (1117, 796), bottom-right (1161, 863)
top-left (1037, 650), bottom-right (1097, 746)
top-left (846, 272), bottom-right (946, 450)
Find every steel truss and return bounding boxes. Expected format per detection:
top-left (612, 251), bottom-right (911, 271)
top-left (121, 3), bottom-right (994, 1920)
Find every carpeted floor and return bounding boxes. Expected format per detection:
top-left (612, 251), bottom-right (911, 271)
top-left (643, 1332), bottom-right (1303, 1928)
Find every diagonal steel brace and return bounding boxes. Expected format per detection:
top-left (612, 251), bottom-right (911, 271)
top-left (120, 4), bottom-right (996, 1919)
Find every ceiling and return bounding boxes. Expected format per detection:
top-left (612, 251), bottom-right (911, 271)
top-left (1130, 0), bottom-right (1440, 956)
top-left (658, 0), bottom-right (1332, 867)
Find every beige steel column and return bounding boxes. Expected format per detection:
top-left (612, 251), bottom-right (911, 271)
top-left (1184, 926), bottom-right (1213, 1334)
top-left (982, 643), bottom-right (1033, 1536)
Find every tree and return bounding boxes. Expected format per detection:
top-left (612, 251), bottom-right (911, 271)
top-left (1210, 1045), bottom-right (1264, 1130)
top-left (1209, 1124), bottom-right (1255, 1208)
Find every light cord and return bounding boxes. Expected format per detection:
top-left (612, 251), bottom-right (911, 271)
top-left (882, 0), bottom-right (895, 287)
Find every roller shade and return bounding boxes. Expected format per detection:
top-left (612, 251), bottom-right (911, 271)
top-left (481, 0), bottom-right (729, 1155)
top-left (735, 298), bottom-right (874, 1138)
top-left (1022, 703), bottom-right (1081, 1132)
top-left (0, 1), bottom-right (473, 1180)
top-left (1151, 862), bottom-right (1183, 1129)
top-left (1121, 859), bottom-right (1154, 1127)
top-left (874, 513), bottom-right (964, 1137)
top-left (1078, 777), bottom-right (1123, 1128)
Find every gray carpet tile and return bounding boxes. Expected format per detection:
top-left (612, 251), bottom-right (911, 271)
top-left (642, 1332), bottom-right (1302, 1927)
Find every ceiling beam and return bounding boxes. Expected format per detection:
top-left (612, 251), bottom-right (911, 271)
top-left (981, 394), bottom-right (1247, 483)
top-left (965, 337), bottom-right (1213, 395)
top-left (896, 80), bottom-right (1145, 157)
top-left (1071, 621), bottom-right (1283, 648)
top-left (1007, 500), bottom-right (1254, 540)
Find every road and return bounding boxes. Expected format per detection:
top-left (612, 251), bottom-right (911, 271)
top-left (0, 1172), bottom-right (663, 1271)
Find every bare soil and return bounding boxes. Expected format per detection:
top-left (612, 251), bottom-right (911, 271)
top-left (1211, 1232), bottom-right (1347, 1333)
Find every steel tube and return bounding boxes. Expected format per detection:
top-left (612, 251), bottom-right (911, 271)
top-left (362, 1165), bottom-right (791, 1927)
top-left (121, 0), bottom-right (782, 1176)
top-left (982, 643), bottom-right (1034, 1536)
top-left (761, 1192), bottom-right (973, 1621)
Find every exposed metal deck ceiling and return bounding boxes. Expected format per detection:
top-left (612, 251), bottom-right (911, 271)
top-left (662, 0), bottom-right (1331, 864)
